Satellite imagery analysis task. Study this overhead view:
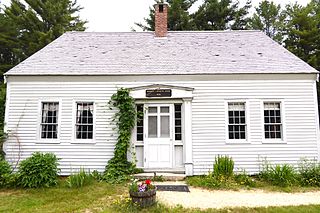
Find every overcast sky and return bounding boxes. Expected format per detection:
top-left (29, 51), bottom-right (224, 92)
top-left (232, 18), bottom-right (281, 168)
top-left (1, 0), bottom-right (311, 32)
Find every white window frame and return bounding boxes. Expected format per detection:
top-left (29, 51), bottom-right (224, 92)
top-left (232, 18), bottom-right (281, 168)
top-left (225, 100), bottom-right (250, 144)
top-left (71, 100), bottom-right (96, 144)
top-left (37, 99), bottom-right (62, 144)
top-left (261, 100), bottom-right (286, 144)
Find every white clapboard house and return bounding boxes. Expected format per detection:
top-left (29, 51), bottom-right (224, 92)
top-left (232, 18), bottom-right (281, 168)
top-left (4, 3), bottom-right (320, 176)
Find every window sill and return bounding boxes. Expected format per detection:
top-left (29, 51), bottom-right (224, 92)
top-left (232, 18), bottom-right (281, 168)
top-left (71, 140), bottom-right (96, 144)
top-left (262, 140), bottom-right (286, 144)
top-left (36, 140), bottom-right (60, 144)
top-left (226, 140), bottom-right (250, 145)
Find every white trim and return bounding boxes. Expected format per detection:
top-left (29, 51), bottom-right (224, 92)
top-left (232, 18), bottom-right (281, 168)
top-left (183, 98), bottom-right (193, 175)
top-left (312, 81), bottom-right (320, 161)
top-left (36, 99), bottom-right (62, 144)
top-left (224, 99), bottom-right (250, 144)
top-left (71, 100), bottom-right (96, 144)
top-left (260, 99), bottom-right (287, 144)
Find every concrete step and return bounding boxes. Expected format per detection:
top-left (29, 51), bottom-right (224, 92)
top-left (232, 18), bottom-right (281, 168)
top-left (133, 172), bottom-right (186, 181)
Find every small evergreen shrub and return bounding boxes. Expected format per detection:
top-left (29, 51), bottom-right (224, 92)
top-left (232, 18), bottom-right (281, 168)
top-left (67, 168), bottom-right (94, 188)
top-left (213, 155), bottom-right (234, 179)
top-left (18, 152), bottom-right (60, 188)
top-left (298, 159), bottom-right (320, 187)
top-left (260, 162), bottom-right (297, 187)
top-left (0, 160), bottom-right (12, 187)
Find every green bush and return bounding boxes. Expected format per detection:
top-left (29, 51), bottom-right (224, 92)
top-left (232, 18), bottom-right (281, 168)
top-left (0, 160), bottom-right (12, 187)
top-left (260, 162), bottom-right (297, 187)
top-left (213, 155), bottom-right (234, 179)
top-left (298, 159), bottom-right (320, 187)
top-left (234, 170), bottom-right (256, 187)
top-left (18, 152), bottom-right (60, 188)
top-left (67, 168), bottom-right (94, 188)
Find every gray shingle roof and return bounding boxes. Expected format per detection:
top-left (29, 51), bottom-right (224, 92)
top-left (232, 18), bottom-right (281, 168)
top-left (5, 31), bottom-right (318, 76)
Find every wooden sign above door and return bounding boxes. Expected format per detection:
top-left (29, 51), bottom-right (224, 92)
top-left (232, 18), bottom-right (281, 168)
top-left (146, 89), bottom-right (172, 97)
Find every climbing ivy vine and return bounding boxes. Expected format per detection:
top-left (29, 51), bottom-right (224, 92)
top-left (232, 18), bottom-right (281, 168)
top-left (103, 88), bottom-right (141, 183)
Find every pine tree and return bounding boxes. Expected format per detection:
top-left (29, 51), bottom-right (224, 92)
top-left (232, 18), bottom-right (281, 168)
top-left (249, 0), bottom-right (286, 42)
top-left (284, 0), bottom-right (320, 71)
top-left (193, 0), bottom-right (251, 30)
top-left (3, 0), bottom-right (87, 63)
top-left (135, 0), bottom-right (196, 31)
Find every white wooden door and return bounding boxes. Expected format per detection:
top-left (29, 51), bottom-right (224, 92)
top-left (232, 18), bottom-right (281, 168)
top-left (145, 104), bottom-right (173, 168)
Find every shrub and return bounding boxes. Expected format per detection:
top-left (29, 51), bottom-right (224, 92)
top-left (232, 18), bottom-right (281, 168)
top-left (91, 170), bottom-right (103, 181)
top-left (298, 159), bottom-right (320, 187)
top-left (213, 155), bottom-right (234, 179)
top-left (18, 152), bottom-right (60, 188)
top-left (67, 168), bottom-right (94, 188)
top-left (260, 162), bottom-right (297, 187)
top-left (234, 170), bottom-right (256, 187)
top-left (0, 160), bottom-right (12, 187)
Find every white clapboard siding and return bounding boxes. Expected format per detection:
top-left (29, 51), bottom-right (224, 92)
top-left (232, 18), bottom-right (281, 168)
top-left (4, 74), bottom-right (319, 175)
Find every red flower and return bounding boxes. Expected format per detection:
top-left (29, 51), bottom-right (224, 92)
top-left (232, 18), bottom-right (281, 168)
top-left (145, 179), bottom-right (151, 185)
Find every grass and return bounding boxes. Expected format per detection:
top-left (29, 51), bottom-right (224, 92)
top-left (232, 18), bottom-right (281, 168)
top-left (0, 178), bottom-right (320, 212)
top-left (186, 175), bottom-right (320, 193)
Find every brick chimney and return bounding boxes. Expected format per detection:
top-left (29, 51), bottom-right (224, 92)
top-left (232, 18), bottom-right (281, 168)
top-left (154, 3), bottom-right (168, 37)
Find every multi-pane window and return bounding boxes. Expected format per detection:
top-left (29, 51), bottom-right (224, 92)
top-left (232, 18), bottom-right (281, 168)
top-left (228, 102), bottom-right (246, 140)
top-left (174, 104), bottom-right (182, 141)
top-left (41, 102), bottom-right (59, 139)
top-left (264, 102), bottom-right (282, 139)
top-left (136, 104), bottom-right (144, 141)
top-left (76, 102), bottom-right (94, 139)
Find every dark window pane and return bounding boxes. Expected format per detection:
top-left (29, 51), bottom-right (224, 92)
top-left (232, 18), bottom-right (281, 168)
top-left (270, 110), bottom-right (274, 116)
top-left (235, 117), bottom-right (239, 124)
top-left (240, 132), bottom-right (245, 139)
top-left (265, 132), bottom-right (269, 138)
top-left (137, 127), bottom-right (143, 133)
top-left (240, 125), bottom-right (245, 131)
top-left (270, 117), bottom-right (275, 123)
top-left (174, 104), bottom-right (181, 111)
top-left (137, 134), bottom-right (143, 141)
top-left (175, 119), bottom-right (181, 126)
top-left (229, 117), bottom-right (234, 124)
top-left (276, 132), bottom-right (281, 138)
top-left (264, 117), bottom-right (269, 123)
top-left (234, 111), bottom-right (239, 116)
top-left (276, 125), bottom-right (281, 131)
top-left (235, 125), bottom-right (239, 131)
top-left (235, 132), bottom-right (240, 139)
top-left (229, 132), bottom-right (234, 139)
top-left (271, 132), bottom-right (275, 138)
top-left (264, 110), bottom-right (269, 116)
top-left (275, 110), bottom-right (280, 116)
top-left (228, 111), bottom-right (233, 117)
top-left (240, 117), bottom-right (245, 124)
top-left (276, 117), bottom-right (281, 123)
top-left (175, 127), bottom-right (181, 134)
top-left (175, 134), bottom-right (181, 140)
top-left (175, 112), bottom-right (181, 118)
top-left (240, 111), bottom-right (245, 116)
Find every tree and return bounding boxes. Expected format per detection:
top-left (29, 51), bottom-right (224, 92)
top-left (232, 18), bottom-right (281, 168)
top-left (135, 0), bottom-right (196, 31)
top-left (193, 0), bottom-right (251, 30)
top-left (284, 0), bottom-right (320, 71)
top-left (3, 0), bottom-right (87, 63)
top-left (249, 0), bottom-right (286, 42)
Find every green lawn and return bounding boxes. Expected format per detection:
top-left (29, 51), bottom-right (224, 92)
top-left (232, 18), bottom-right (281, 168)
top-left (1, 180), bottom-right (320, 213)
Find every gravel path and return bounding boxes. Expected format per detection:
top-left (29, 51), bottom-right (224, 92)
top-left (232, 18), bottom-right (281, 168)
top-left (156, 183), bottom-right (320, 209)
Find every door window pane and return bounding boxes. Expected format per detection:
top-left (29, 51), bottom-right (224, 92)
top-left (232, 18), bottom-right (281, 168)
top-left (148, 107), bottom-right (157, 113)
top-left (160, 115), bottom-right (170, 138)
top-left (160, 106), bottom-right (169, 113)
top-left (148, 116), bottom-right (157, 138)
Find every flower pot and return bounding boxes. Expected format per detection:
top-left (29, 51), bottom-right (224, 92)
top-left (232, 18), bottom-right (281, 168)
top-left (129, 189), bottom-right (156, 207)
